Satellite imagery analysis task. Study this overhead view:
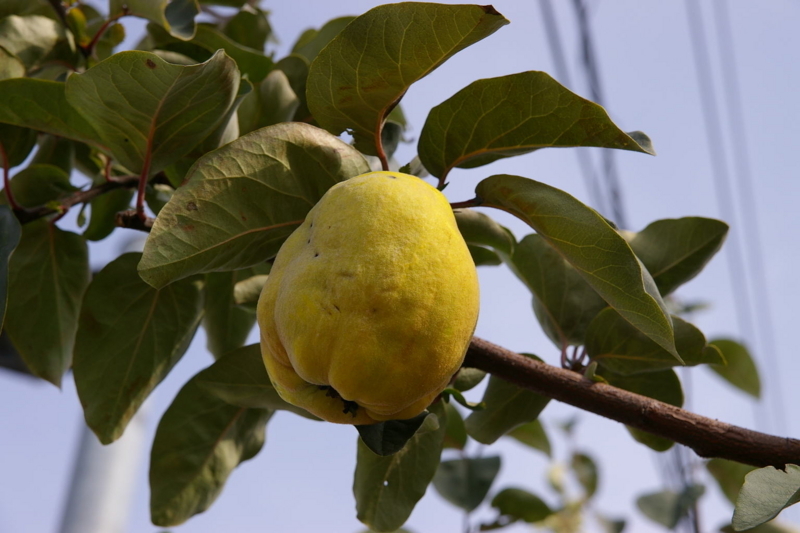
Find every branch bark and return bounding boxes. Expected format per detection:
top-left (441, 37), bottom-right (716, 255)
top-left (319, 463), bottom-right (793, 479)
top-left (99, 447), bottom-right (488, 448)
top-left (465, 336), bottom-right (800, 469)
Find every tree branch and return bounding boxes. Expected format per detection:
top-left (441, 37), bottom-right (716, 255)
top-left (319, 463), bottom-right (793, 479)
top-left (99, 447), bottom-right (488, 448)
top-left (465, 336), bottom-right (800, 469)
top-left (14, 175), bottom-right (139, 224)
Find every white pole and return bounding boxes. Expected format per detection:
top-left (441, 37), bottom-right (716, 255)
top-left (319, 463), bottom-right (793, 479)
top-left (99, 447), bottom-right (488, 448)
top-left (58, 402), bottom-right (149, 533)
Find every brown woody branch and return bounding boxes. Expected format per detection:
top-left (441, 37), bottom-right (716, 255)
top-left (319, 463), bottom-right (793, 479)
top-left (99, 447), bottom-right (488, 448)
top-left (465, 336), bottom-right (800, 469)
top-left (14, 175), bottom-right (139, 224)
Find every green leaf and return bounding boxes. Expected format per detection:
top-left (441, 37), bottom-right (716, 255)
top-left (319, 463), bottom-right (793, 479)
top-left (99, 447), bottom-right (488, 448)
top-left (146, 22), bottom-right (274, 82)
top-left (65, 50), bottom-right (240, 175)
top-left (464, 359), bottom-right (550, 444)
top-left (452, 367), bottom-right (486, 392)
top-left (588, 309), bottom-right (721, 375)
top-left (0, 79), bottom-right (99, 147)
top-left (433, 455), bottom-right (501, 512)
top-left (601, 368), bottom-right (683, 451)
top-left (4, 164), bottom-right (77, 208)
top-left (722, 521), bottom-right (800, 533)
top-left (4, 220), bottom-right (89, 386)
top-left (733, 465), bottom-right (800, 531)
top-left (291, 16), bottom-right (355, 62)
top-left (275, 54), bottom-right (310, 122)
top-left (307, 3), bottom-right (508, 155)
top-left (233, 273), bottom-right (269, 310)
top-left (467, 244), bottom-right (501, 266)
top-left (571, 452), bottom-right (599, 498)
top-left (442, 402), bottom-right (467, 450)
top-left (354, 404), bottom-right (446, 532)
top-left (627, 217), bottom-right (728, 296)
top-left (476, 175), bottom-right (678, 358)
top-left (0, 46), bottom-right (25, 80)
top-left (222, 7), bottom-right (272, 51)
top-left (150, 372), bottom-right (271, 527)
top-left (0, 206), bottom-right (21, 331)
top-left (511, 234), bottom-right (608, 347)
top-left (239, 69), bottom-right (299, 134)
top-left (356, 412), bottom-right (430, 457)
top-left (0, 123), bottom-right (37, 167)
top-left (0, 15), bottom-right (64, 69)
top-left (706, 458), bottom-right (756, 505)
top-left (507, 420), bottom-right (551, 457)
top-left (203, 269), bottom-right (258, 359)
top-left (73, 253), bottom-right (203, 444)
top-left (637, 485), bottom-right (705, 529)
top-left (111, 0), bottom-right (199, 40)
top-left (194, 343), bottom-right (318, 419)
top-left (0, 1), bottom-right (55, 19)
top-left (454, 208), bottom-right (515, 257)
top-left (83, 188), bottom-right (133, 241)
top-left (419, 71), bottom-right (654, 179)
top-left (708, 338), bottom-right (761, 398)
top-left (138, 122), bottom-right (369, 288)
top-left (596, 515), bottom-right (627, 533)
top-left (31, 134), bottom-right (75, 173)
top-left (491, 487), bottom-right (553, 523)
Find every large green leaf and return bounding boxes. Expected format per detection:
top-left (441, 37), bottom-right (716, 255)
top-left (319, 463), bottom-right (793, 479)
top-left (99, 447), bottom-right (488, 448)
top-left (419, 71), bottom-right (654, 179)
top-left (0, 78), bottom-right (101, 146)
top-left (733, 465), bottom-right (800, 531)
top-left (73, 253), bottom-right (203, 444)
top-left (146, 22), bottom-right (274, 82)
top-left (0, 0), bottom-right (55, 19)
top-left (307, 3), bottom-right (508, 155)
top-left (65, 50), bottom-right (239, 175)
top-left (111, 0), bottom-right (199, 40)
top-left (708, 338), bottom-right (761, 398)
top-left (195, 343), bottom-right (315, 417)
top-left (0, 46), bottom-right (25, 80)
top-left (707, 458), bottom-right (756, 505)
top-left (203, 269), bottom-right (258, 359)
top-left (138, 122), bottom-right (369, 288)
top-left (3, 164), bottom-right (77, 208)
top-left (491, 487), bottom-right (553, 523)
top-left (477, 174), bottom-right (678, 357)
top-left (0, 123), bottom-right (37, 167)
top-left (626, 217), bottom-right (728, 296)
top-left (222, 7), bottom-right (272, 51)
top-left (465, 356), bottom-right (550, 445)
top-left (276, 54), bottom-right (311, 122)
top-left (511, 234), bottom-right (608, 347)
top-left (454, 208), bottom-right (515, 256)
top-left (354, 404), bottom-right (446, 532)
top-left (237, 69), bottom-right (299, 135)
top-left (194, 343), bottom-right (318, 419)
top-left (601, 368), bottom-right (683, 451)
top-left (507, 420), bottom-right (551, 457)
top-left (150, 373), bottom-right (271, 526)
top-left (433, 455), bottom-right (502, 512)
top-left (4, 220), bottom-right (89, 386)
top-left (0, 206), bottom-right (21, 331)
top-left (0, 15), bottom-right (64, 69)
top-left (291, 16), bottom-right (355, 63)
top-left (587, 309), bottom-right (722, 375)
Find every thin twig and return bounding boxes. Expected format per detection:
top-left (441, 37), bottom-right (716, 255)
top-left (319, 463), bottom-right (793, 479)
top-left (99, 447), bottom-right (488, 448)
top-left (464, 336), bottom-right (800, 469)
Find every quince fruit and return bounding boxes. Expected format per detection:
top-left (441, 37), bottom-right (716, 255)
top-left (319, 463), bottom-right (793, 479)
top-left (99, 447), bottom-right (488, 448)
top-left (257, 171), bottom-right (480, 424)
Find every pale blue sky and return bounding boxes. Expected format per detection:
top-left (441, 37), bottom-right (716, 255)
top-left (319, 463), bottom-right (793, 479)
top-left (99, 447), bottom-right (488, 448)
top-left (2, 1), bottom-right (799, 532)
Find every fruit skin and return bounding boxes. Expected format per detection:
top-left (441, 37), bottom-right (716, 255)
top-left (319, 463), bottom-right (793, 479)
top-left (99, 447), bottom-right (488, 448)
top-left (257, 171), bottom-right (480, 424)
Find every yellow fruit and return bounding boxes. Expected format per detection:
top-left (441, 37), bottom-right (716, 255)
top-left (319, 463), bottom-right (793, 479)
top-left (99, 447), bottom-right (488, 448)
top-left (257, 171), bottom-right (480, 424)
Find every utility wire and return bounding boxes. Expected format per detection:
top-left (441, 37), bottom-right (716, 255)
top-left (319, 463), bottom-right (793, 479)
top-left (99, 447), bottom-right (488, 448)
top-left (712, 0), bottom-right (786, 430)
top-left (571, 0), bottom-right (629, 229)
top-left (538, 0), bottom-right (609, 219)
top-left (684, 1), bottom-right (769, 431)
